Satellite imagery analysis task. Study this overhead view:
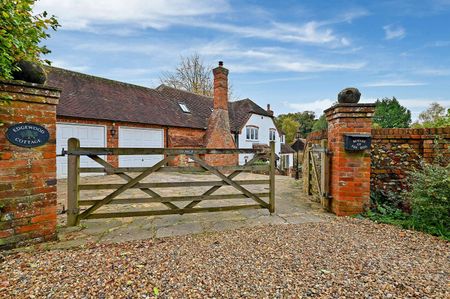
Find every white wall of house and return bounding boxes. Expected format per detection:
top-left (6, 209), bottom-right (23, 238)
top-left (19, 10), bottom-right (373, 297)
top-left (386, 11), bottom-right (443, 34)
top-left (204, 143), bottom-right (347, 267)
top-left (237, 113), bottom-right (282, 165)
top-left (280, 153), bottom-right (294, 169)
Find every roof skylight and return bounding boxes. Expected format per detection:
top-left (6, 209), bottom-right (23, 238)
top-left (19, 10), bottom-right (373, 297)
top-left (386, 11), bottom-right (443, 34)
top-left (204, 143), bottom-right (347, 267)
top-left (179, 103), bottom-right (190, 113)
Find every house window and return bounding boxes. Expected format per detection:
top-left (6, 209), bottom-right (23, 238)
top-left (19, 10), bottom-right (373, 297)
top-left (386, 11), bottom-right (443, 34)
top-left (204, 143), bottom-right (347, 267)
top-left (246, 126), bottom-right (259, 141)
top-left (269, 129), bottom-right (276, 141)
top-left (178, 103), bottom-right (190, 113)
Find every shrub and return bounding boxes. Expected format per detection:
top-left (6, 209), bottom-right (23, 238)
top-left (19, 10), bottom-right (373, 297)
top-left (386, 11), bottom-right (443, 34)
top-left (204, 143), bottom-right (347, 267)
top-left (364, 163), bottom-right (449, 240)
top-left (408, 163), bottom-right (450, 238)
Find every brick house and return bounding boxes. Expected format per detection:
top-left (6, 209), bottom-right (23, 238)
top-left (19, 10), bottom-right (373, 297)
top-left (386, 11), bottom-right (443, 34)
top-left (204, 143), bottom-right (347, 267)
top-left (46, 62), bottom-right (286, 178)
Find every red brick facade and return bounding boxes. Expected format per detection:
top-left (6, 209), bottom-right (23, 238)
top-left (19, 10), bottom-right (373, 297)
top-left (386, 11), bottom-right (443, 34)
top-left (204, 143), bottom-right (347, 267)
top-left (325, 104), bottom-right (375, 216)
top-left (0, 80), bottom-right (60, 249)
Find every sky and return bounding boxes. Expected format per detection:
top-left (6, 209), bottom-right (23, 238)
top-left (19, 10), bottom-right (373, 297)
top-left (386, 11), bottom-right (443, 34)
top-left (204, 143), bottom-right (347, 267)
top-left (33, 0), bottom-right (450, 120)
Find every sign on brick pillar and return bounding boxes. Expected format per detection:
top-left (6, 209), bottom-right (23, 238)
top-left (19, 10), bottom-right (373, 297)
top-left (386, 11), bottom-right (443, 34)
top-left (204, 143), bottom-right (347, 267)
top-left (0, 80), bottom-right (60, 250)
top-left (324, 100), bottom-right (375, 216)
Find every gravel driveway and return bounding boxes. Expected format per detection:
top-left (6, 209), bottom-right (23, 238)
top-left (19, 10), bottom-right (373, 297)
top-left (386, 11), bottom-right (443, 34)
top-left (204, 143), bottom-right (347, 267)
top-left (1, 218), bottom-right (448, 298)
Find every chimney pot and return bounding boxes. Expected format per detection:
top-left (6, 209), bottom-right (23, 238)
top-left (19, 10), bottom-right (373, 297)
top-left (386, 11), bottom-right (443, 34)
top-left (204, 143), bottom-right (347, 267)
top-left (267, 104), bottom-right (270, 111)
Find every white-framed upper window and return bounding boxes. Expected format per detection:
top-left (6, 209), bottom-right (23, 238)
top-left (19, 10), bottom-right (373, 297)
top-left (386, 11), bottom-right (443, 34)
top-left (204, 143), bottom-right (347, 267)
top-left (246, 126), bottom-right (259, 141)
top-left (178, 103), bottom-right (190, 113)
top-left (269, 128), bottom-right (276, 141)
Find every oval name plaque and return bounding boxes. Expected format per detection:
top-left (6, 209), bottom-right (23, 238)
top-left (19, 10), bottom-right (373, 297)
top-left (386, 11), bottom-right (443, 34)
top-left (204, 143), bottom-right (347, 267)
top-left (6, 123), bottom-right (50, 148)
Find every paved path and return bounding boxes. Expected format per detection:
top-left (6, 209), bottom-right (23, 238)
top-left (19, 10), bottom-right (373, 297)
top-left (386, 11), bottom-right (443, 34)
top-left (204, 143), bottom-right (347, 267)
top-left (51, 173), bottom-right (331, 249)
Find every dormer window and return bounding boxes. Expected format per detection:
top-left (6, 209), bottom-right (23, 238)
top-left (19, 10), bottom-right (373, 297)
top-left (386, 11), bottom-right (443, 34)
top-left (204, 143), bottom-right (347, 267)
top-left (246, 126), bottom-right (259, 141)
top-left (179, 103), bottom-right (190, 113)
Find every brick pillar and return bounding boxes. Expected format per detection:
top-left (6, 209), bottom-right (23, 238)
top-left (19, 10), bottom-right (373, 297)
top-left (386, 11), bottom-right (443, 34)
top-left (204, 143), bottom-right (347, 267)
top-left (325, 103), bottom-right (375, 216)
top-left (204, 61), bottom-right (237, 166)
top-left (0, 80), bottom-right (60, 250)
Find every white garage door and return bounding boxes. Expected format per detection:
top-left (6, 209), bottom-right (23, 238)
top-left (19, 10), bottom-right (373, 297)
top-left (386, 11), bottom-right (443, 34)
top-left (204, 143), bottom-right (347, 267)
top-left (56, 123), bottom-right (106, 178)
top-left (118, 127), bottom-right (164, 167)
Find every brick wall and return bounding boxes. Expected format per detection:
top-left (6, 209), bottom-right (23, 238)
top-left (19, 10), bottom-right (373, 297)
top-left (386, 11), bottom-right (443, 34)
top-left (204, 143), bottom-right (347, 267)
top-left (371, 127), bottom-right (450, 199)
top-left (167, 127), bottom-right (205, 166)
top-left (0, 80), bottom-right (60, 250)
top-left (304, 126), bottom-right (450, 213)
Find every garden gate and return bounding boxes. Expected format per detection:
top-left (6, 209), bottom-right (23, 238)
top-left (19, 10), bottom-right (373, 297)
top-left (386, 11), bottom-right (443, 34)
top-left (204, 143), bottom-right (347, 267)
top-left (65, 138), bottom-right (275, 226)
top-left (303, 139), bottom-right (332, 210)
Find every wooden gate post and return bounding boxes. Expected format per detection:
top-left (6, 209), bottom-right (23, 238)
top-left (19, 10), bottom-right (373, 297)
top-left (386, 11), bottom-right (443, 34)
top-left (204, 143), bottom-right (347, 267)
top-left (67, 138), bottom-right (80, 226)
top-left (304, 146), bottom-right (311, 195)
top-left (269, 141), bottom-right (275, 213)
top-left (320, 139), bottom-right (330, 209)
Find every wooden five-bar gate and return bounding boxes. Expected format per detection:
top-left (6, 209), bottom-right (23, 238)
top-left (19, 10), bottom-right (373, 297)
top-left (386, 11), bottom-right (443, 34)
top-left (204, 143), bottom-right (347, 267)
top-left (303, 139), bottom-right (332, 210)
top-left (66, 138), bottom-right (276, 226)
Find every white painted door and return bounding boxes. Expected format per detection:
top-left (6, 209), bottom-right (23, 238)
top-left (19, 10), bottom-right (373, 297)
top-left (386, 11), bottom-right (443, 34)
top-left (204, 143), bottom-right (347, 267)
top-left (118, 127), bottom-right (164, 167)
top-left (56, 123), bottom-right (106, 178)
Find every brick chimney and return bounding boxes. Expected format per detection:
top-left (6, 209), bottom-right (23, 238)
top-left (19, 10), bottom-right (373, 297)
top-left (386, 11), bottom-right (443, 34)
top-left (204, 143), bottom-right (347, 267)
top-left (267, 104), bottom-right (273, 116)
top-left (204, 61), bottom-right (237, 166)
top-left (213, 61), bottom-right (229, 110)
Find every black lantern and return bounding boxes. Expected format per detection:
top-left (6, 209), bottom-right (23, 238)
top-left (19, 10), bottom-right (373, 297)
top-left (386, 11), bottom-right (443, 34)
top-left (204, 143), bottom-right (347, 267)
top-left (110, 123), bottom-right (117, 137)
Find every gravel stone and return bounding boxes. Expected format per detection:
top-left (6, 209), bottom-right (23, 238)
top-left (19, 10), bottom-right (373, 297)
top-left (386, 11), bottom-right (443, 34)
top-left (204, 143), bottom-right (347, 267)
top-left (1, 218), bottom-right (448, 298)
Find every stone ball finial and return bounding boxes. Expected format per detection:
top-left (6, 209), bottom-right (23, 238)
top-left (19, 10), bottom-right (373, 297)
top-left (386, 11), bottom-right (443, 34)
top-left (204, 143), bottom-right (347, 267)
top-left (12, 60), bottom-right (47, 85)
top-left (338, 87), bottom-right (361, 104)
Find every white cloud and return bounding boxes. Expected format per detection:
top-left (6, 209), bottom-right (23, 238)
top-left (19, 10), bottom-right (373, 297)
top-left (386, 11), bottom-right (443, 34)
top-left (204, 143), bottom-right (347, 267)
top-left (363, 80), bottom-right (426, 87)
top-left (50, 59), bottom-right (90, 72)
top-left (383, 24), bottom-right (406, 40)
top-left (284, 99), bottom-right (335, 116)
top-left (415, 68), bottom-right (450, 76)
top-left (33, 0), bottom-right (229, 30)
top-left (34, 0), bottom-right (353, 47)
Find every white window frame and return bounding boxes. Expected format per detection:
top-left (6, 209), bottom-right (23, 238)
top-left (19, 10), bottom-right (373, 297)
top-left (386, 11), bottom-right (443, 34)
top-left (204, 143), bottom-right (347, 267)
top-left (269, 128), bottom-right (276, 141)
top-left (178, 103), bottom-right (190, 113)
top-left (246, 126), bottom-right (259, 141)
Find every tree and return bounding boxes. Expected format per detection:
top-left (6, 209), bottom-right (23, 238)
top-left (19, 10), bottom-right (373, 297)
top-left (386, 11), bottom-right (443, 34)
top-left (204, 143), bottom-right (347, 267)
top-left (160, 53), bottom-right (214, 96)
top-left (275, 111), bottom-right (316, 142)
top-left (160, 53), bottom-right (237, 99)
top-left (412, 102), bottom-right (450, 128)
top-left (373, 97), bottom-right (411, 128)
top-left (0, 0), bottom-right (59, 80)
top-left (280, 118), bottom-right (299, 144)
top-left (312, 113), bottom-right (328, 132)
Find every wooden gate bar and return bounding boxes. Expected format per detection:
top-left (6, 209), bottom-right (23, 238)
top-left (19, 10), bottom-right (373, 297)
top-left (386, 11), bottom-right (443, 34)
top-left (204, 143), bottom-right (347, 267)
top-left (78, 155), bottom-right (174, 220)
top-left (78, 180), bottom-right (269, 190)
top-left (78, 193), bottom-right (270, 205)
top-left (79, 165), bottom-right (269, 173)
top-left (86, 204), bottom-right (264, 219)
top-left (68, 147), bottom-right (258, 156)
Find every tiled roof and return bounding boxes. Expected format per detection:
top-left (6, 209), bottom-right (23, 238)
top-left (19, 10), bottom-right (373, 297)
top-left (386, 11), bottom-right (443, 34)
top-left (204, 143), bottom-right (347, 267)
top-left (47, 67), bottom-right (198, 128)
top-left (156, 85), bottom-right (274, 132)
top-left (281, 143), bottom-right (295, 154)
top-left (46, 67), bottom-right (274, 132)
